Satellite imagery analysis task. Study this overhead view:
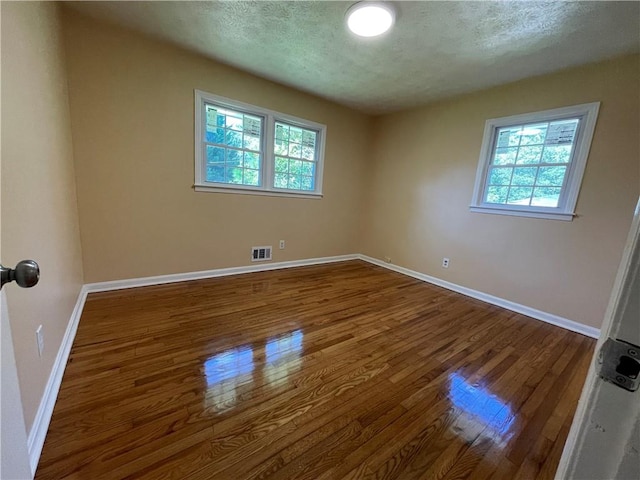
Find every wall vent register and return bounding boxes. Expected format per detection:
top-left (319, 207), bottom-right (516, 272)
top-left (251, 246), bottom-right (272, 262)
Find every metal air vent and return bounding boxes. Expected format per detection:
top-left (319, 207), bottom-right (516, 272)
top-left (251, 246), bottom-right (272, 262)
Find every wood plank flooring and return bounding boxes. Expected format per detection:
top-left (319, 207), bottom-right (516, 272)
top-left (36, 260), bottom-right (594, 479)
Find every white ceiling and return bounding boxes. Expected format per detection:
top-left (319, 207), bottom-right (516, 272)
top-left (64, 1), bottom-right (640, 114)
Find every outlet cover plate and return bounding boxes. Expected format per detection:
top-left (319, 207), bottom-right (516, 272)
top-left (36, 325), bottom-right (44, 357)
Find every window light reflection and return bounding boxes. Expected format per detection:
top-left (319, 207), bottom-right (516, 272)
top-left (264, 330), bottom-right (303, 388)
top-left (204, 346), bottom-right (254, 413)
top-left (448, 373), bottom-right (514, 437)
top-left (266, 330), bottom-right (303, 363)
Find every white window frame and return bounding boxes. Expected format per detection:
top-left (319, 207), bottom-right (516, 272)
top-left (194, 90), bottom-right (326, 198)
top-left (470, 102), bottom-right (600, 221)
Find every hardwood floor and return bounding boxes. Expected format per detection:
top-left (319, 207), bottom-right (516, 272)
top-left (36, 260), bottom-right (594, 479)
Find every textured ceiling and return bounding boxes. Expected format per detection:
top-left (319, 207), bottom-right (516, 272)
top-left (64, 1), bottom-right (640, 114)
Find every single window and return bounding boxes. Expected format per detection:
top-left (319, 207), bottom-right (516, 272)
top-left (195, 90), bottom-right (326, 198)
top-left (470, 103), bottom-right (600, 221)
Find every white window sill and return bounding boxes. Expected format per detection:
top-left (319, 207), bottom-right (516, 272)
top-left (469, 205), bottom-right (575, 221)
top-left (194, 184), bottom-right (323, 199)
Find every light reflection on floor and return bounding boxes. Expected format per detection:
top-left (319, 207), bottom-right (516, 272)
top-left (447, 372), bottom-right (515, 440)
top-left (264, 330), bottom-right (303, 388)
top-left (203, 330), bottom-right (304, 413)
top-left (204, 346), bottom-right (254, 413)
top-left (266, 330), bottom-right (303, 363)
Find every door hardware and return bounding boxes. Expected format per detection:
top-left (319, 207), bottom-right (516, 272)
top-left (0, 260), bottom-right (40, 290)
top-left (598, 338), bottom-right (640, 392)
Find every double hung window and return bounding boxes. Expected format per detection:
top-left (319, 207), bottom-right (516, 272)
top-left (470, 103), bottom-right (600, 220)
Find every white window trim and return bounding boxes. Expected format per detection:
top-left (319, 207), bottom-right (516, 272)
top-left (194, 89), bottom-right (326, 198)
top-left (470, 102), bottom-right (600, 221)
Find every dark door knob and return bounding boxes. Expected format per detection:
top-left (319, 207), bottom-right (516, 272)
top-left (0, 260), bottom-right (40, 289)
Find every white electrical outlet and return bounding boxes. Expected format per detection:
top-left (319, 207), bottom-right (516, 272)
top-left (442, 258), bottom-right (450, 268)
top-left (36, 325), bottom-right (44, 357)
top-left (279, 240), bottom-right (285, 249)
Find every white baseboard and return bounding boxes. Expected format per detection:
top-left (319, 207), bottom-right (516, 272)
top-left (84, 254), bottom-right (359, 293)
top-left (357, 254), bottom-right (600, 339)
top-left (26, 252), bottom-right (599, 475)
top-left (27, 285), bottom-right (89, 476)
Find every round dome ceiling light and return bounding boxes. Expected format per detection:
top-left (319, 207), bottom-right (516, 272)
top-left (346, 2), bottom-right (396, 38)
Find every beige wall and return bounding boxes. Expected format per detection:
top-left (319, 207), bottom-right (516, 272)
top-left (61, 10), bottom-right (372, 283)
top-left (1, 2), bottom-right (84, 431)
top-left (361, 55), bottom-right (640, 329)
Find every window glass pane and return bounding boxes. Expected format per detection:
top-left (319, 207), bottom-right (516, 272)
top-left (225, 114), bottom-right (243, 131)
top-left (226, 149), bottom-right (242, 167)
top-left (485, 186), bottom-right (509, 204)
top-left (206, 104), bottom-right (217, 123)
top-left (301, 176), bottom-right (314, 191)
top-left (531, 187), bottom-right (561, 207)
top-left (226, 167), bottom-right (243, 184)
top-left (541, 145), bottom-right (572, 164)
top-left (244, 152), bottom-right (260, 170)
top-left (289, 160), bottom-right (303, 175)
top-left (244, 169), bottom-right (260, 186)
top-left (506, 187), bottom-right (533, 205)
top-left (275, 123), bottom-right (289, 142)
top-left (496, 127), bottom-right (522, 148)
top-left (274, 173), bottom-right (288, 189)
top-left (289, 127), bottom-right (302, 143)
top-left (545, 119), bottom-right (578, 146)
top-left (515, 146), bottom-right (543, 164)
top-left (518, 124), bottom-right (547, 146)
top-left (288, 143), bottom-right (302, 159)
top-left (225, 130), bottom-right (242, 148)
top-left (206, 146), bottom-right (225, 164)
top-left (492, 147), bottom-right (517, 165)
top-left (275, 157), bottom-right (288, 173)
top-left (243, 116), bottom-right (261, 136)
top-left (215, 113), bottom-right (226, 128)
top-left (302, 146), bottom-right (315, 161)
top-left (302, 130), bottom-right (316, 149)
top-left (512, 167), bottom-right (537, 186)
top-left (205, 127), bottom-right (225, 144)
top-left (488, 167), bottom-right (512, 186)
top-left (243, 134), bottom-right (260, 152)
top-left (537, 166), bottom-right (567, 186)
top-left (206, 105), bottom-right (225, 129)
top-left (275, 141), bottom-right (288, 156)
top-left (301, 161), bottom-right (315, 176)
top-left (288, 175), bottom-right (301, 189)
top-left (206, 165), bottom-right (224, 183)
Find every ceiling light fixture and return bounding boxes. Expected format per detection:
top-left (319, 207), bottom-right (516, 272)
top-left (346, 2), bottom-right (396, 38)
